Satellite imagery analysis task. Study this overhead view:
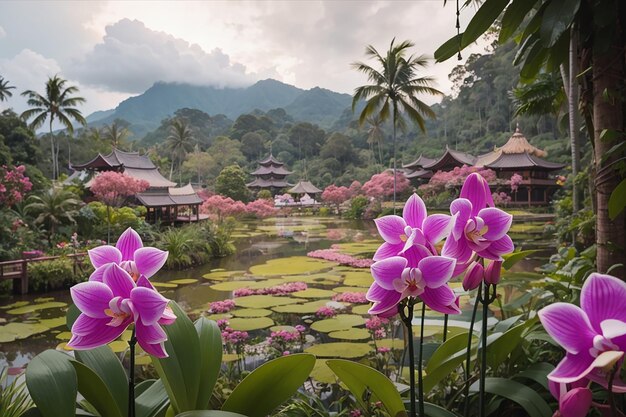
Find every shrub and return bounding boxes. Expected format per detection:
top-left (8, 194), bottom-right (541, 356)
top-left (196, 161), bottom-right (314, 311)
top-left (27, 258), bottom-right (91, 292)
top-left (344, 196), bottom-right (368, 219)
top-left (257, 189), bottom-right (273, 200)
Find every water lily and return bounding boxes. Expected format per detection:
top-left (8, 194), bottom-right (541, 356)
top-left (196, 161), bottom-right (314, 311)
top-left (538, 273), bottom-right (626, 384)
top-left (367, 255), bottom-right (460, 315)
top-left (373, 193), bottom-right (452, 261)
top-left (87, 227), bottom-right (168, 282)
top-left (68, 263), bottom-right (175, 358)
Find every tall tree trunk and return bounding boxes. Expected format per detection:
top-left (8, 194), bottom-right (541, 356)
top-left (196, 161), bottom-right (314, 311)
top-left (593, 15), bottom-right (626, 279)
top-left (569, 27), bottom-right (581, 213)
top-left (49, 121), bottom-right (55, 180)
top-left (392, 107), bottom-right (398, 215)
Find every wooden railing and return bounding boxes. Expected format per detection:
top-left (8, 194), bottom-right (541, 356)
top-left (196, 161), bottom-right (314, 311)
top-left (0, 253), bottom-right (87, 295)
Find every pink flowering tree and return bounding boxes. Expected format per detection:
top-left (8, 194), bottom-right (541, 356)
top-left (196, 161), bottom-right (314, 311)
top-left (362, 171), bottom-right (410, 199)
top-left (0, 165), bottom-right (33, 207)
top-left (418, 165), bottom-right (496, 199)
top-left (349, 180), bottom-right (362, 197)
top-left (322, 185), bottom-right (351, 213)
top-left (508, 172), bottom-right (523, 202)
top-left (90, 171), bottom-right (149, 242)
top-left (245, 198), bottom-right (277, 218)
top-left (201, 195), bottom-right (247, 222)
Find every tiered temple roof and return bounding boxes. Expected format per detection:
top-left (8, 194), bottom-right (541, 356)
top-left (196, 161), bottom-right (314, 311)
top-left (247, 153), bottom-right (292, 190)
top-left (288, 181), bottom-right (322, 194)
top-left (422, 147), bottom-right (476, 172)
top-left (402, 154), bottom-right (436, 180)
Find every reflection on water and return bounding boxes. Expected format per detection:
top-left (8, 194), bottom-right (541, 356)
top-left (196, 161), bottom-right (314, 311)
top-left (0, 214), bottom-right (550, 371)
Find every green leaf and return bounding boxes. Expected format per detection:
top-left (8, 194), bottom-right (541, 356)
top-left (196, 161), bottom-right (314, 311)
top-left (513, 34), bottom-right (539, 66)
top-left (136, 379), bottom-right (170, 417)
top-left (66, 303), bottom-right (80, 330)
top-left (424, 403), bottom-right (461, 417)
top-left (462, 0), bottom-right (510, 48)
top-left (486, 317), bottom-right (537, 368)
top-left (520, 41), bottom-right (548, 81)
top-left (327, 359), bottom-right (408, 417)
top-left (134, 380), bottom-right (156, 398)
top-left (434, 34), bottom-right (463, 63)
top-left (26, 350), bottom-right (77, 417)
top-left (539, 0), bottom-right (581, 48)
top-left (75, 346), bottom-right (128, 414)
top-left (609, 179), bottom-right (626, 220)
top-left (424, 331), bottom-right (474, 393)
top-left (469, 377), bottom-right (552, 417)
top-left (194, 317), bottom-right (222, 410)
top-left (513, 362), bottom-right (555, 391)
top-left (499, 0), bottom-right (540, 43)
top-left (71, 360), bottom-right (123, 417)
top-left (176, 412), bottom-right (247, 417)
top-left (152, 302), bottom-right (202, 414)
top-left (502, 250), bottom-right (539, 270)
top-left (222, 353), bottom-right (315, 417)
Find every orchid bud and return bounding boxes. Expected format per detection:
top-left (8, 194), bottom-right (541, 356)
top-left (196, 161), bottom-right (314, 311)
top-left (463, 261), bottom-right (484, 291)
top-left (484, 260), bottom-right (502, 285)
top-left (559, 387), bottom-right (592, 417)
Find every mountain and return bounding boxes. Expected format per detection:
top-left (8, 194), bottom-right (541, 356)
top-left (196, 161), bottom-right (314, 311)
top-left (88, 79), bottom-right (353, 137)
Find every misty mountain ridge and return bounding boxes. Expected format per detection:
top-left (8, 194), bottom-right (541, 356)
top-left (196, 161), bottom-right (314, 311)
top-left (87, 79), bottom-right (353, 137)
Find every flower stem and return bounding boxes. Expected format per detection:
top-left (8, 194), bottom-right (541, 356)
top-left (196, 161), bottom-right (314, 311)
top-left (418, 302), bottom-right (426, 417)
top-left (443, 314), bottom-right (449, 343)
top-left (398, 301), bottom-right (416, 417)
top-left (608, 362), bottom-right (618, 417)
top-left (464, 284), bottom-right (481, 417)
top-left (128, 329), bottom-right (136, 417)
top-left (479, 282), bottom-right (488, 417)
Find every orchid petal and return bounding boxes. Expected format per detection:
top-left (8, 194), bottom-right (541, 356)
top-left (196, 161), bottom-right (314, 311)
top-left (373, 242), bottom-right (404, 261)
top-left (460, 173), bottom-right (493, 216)
top-left (418, 256), bottom-right (456, 288)
top-left (70, 281), bottom-right (113, 319)
top-left (134, 247), bottom-right (168, 278)
top-left (449, 198), bottom-right (472, 240)
top-left (463, 262), bottom-right (484, 291)
top-left (399, 231), bottom-right (417, 254)
top-left (423, 214), bottom-right (452, 244)
top-left (403, 244), bottom-right (433, 268)
top-left (159, 306), bottom-right (177, 325)
top-left (478, 234), bottom-right (514, 260)
top-left (368, 292), bottom-right (403, 315)
top-left (370, 257), bottom-right (407, 291)
top-left (89, 267), bottom-right (105, 282)
top-left (103, 264), bottom-right (136, 299)
top-left (71, 314), bottom-right (109, 336)
top-left (581, 273), bottom-right (626, 332)
top-left (538, 303), bottom-right (596, 355)
top-left (420, 285), bottom-right (460, 315)
top-left (88, 245), bottom-right (122, 268)
top-left (374, 215), bottom-right (407, 244)
top-left (136, 275), bottom-right (155, 290)
top-left (548, 353), bottom-right (595, 384)
top-left (600, 319), bottom-right (626, 340)
top-left (135, 320), bottom-right (167, 345)
top-left (484, 260), bottom-right (502, 285)
top-left (116, 228), bottom-right (143, 261)
top-left (130, 287), bottom-right (169, 325)
top-left (478, 208), bottom-right (512, 241)
top-left (366, 282), bottom-right (392, 302)
top-left (442, 235), bottom-right (473, 264)
top-left (587, 369), bottom-right (626, 393)
top-left (68, 316), bottom-right (129, 350)
top-left (402, 194), bottom-right (427, 228)
top-left (559, 387), bottom-right (592, 417)
top-left (141, 341), bottom-right (168, 358)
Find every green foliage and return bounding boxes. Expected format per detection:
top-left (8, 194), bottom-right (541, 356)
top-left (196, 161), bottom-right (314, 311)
top-left (25, 186), bottom-right (82, 245)
top-left (215, 165), bottom-right (250, 202)
top-left (27, 258), bottom-right (90, 292)
top-left (0, 367), bottom-right (34, 417)
top-left (344, 196), bottom-right (368, 219)
top-left (257, 189), bottom-right (272, 200)
top-left (468, 378), bottom-right (552, 417)
top-left (26, 350), bottom-right (78, 417)
top-left (156, 224), bottom-right (213, 269)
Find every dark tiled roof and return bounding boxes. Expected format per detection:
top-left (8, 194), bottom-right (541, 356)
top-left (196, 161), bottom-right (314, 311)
top-left (288, 181), bottom-right (322, 194)
top-left (423, 148), bottom-right (476, 170)
top-left (258, 153), bottom-right (285, 167)
top-left (485, 152), bottom-right (565, 170)
top-left (247, 178), bottom-right (291, 188)
top-left (402, 154), bottom-right (436, 169)
top-left (405, 169), bottom-right (433, 179)
top-left (251, 166), bottom-right (293, 176)
top-left (136, 184), bottom-right (202, 207)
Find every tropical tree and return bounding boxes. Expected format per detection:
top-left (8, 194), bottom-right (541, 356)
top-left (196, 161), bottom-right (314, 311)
top-left (352, 39), bottom-right (442, 212)
top-left (365, 115), bottom-right (385, 168)
top-left (435, 0), bottom-right (626, 278)
top-left (165, 117), bottom-right (195, 184)
top-left (215, 165), bottom-right (250, 202)
top-left (0, 76), bottom-right (15, 103)
top-left (102, 119), bottom-right (131, 149)
top-left (25, 186), bottom-right (82, 246)
top-left (20, 75), bottom-right (86, 180)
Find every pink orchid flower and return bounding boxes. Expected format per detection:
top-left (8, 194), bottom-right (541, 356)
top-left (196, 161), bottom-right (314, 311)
top-left (68, 263), bottom-right (175, 358)
top-left (373, 193), bottom-right (452, 261)
top-left (462, 260), bottom-right (502, 291)
top-left (538, 273), bottom-right (626, 385)
top-left (366, 255), bottom-right (460, 316)
top-left (88, 227), bottom-right (168, 282)
top-left (548, 380), bottom-right (593, 417)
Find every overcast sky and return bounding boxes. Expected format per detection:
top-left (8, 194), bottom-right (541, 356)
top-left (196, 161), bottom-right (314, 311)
top-left (0, 1), bottom-right (486, 118)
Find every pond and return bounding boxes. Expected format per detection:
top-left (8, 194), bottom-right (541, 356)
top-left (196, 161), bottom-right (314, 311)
top-left (0, 212), bottom-right (553, 377)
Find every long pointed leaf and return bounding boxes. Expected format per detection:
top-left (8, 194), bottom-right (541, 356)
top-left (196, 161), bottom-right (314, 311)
top-left (194, 317), bottom-right (222, 410)
top-left (75, 346), bottom-right (128, 414)
top-left (25, 350), bottom-right (77, 417)
top-left (469, 377), bottom-right (552, 417)
top-left (136, 379), bottom-right (170, 417)
top-left (462, 0), bottom-right (510, 48)
top-left (71, 360), bottom-right (124, 417)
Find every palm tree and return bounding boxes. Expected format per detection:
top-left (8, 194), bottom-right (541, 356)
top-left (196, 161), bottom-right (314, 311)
top-left (25, 187), bottom-right (82, 246)
top-left (164, 118), bottom-right (195, 184)
top-left (102, 119), bottom-right (131, 149)
top-left (21, 75), bottom-right (86, 180)
top-left (352, 39), bottom-right (442, 212)
top-left (0, 76), bottom-right (15, 103)
top-left (366, 115), bottom-right (386, 168)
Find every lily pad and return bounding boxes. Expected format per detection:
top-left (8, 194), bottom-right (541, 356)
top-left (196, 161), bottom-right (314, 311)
top-left (169, 278), bottom-right (198, 285)
top-left (328, 328), bottom-right (371, 340)
top-left (351, 304), bottom-right (371, 315)
top-left (228, 317), bottom-right (274, 331)
top-left (292, 288), bottom-right (336, 299)
top-left (232, 308), bottom-right (273, 318)
top-left (269, 325), bottom-right (298, 332)
top-left (249, 257), bottom-right (334, 276)
top-left (311, 314), bottom-right (366, 333)
top-left (305, 342), bottom-right (371, 358)
top-left (333, 241), bottom-right (381, 255)
top-left (203, 270), bottom-right (245, 281)
top-left (310, 359), bottom-right (337, 384)
top-left (34, 297), bottom-right (55, 303)
top-left (134, 354), bottom-right (151, 366)
top-left (0, 301), bottom-right (29, 309)
top-left (0, 322), bottom-right (49, 342)
top-left (152, 282), bottom-right (178, 288)
top-left (342, 271), bottom-right (373, 287)
top-left (38, 317), bottom-right (66, 329)
top-left (332, 286), bottom-right (368, 293)
top-left (375, 338), bottom-right (406, 350)
top-left (206, 313), bottom-right (232, 321)
top-left (55, 331), bottom-right (72, 340)
top-left (210, 280), bottom-right (258, 291)
top-left (272, 300), bottom-right (333, 314)
top-left (282, 273), bottom-right (342, 283)
top-left (109, 340), bottom-right (129, 353)
top-left (7, 301), bottom-right (67, 315)
top-left (234, 295), bottom-right (300, 309)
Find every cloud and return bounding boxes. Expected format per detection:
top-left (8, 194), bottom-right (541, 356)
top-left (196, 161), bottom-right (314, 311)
top-left (69, 19), bottom-right (261, 93)
top-left (0, 26), bottom-right (6, 40)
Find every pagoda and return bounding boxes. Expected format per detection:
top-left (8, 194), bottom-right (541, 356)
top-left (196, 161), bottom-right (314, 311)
top-left (247, 153), bottom-right (292, 194)
top-left (402, 154), bottom-right (436, 182)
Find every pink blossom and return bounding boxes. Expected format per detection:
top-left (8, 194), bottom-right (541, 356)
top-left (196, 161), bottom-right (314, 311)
top-left (201, 195), bottom-right (247, 220)
top-left (362, 171), bottom-right (410, 199)
top-left (233, 282), bottom-right (307, 297)
top-left (245, 199), bottom-right (277, 218)
top-left (508, 173), bottom-right (523, 193)
top-left (333, 292), bottom-right (368, 304)
top-left (0, 165), bottom-right (32, 207)
top-left (322, 185), bottom-right (351, 208)
top-left (208, 299), bottom-right (236, 314)
top-left (307, 249), bottom-right (373, 268)
top-left (316, 306), bottom-right (338, 318)
top-left (418, 165), bottom-right (496, 199)
top-left (365, 316), bottom-right (390, 330)
top-left (377, 346), bottom-right (391, 353)
top-left (349, 181), bottom-right (362, 197)
top-left (90, 171), bottom-right (149, 207)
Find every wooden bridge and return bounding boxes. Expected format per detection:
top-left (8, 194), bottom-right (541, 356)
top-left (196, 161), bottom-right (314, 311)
top-left (0, 253), bottom-right (87, 295)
